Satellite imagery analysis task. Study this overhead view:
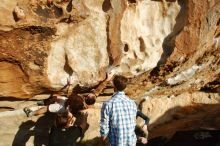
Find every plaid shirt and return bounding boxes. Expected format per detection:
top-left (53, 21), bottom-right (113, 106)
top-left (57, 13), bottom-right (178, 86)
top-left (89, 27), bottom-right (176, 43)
top-left (100, 92), bottom-right (137, 146)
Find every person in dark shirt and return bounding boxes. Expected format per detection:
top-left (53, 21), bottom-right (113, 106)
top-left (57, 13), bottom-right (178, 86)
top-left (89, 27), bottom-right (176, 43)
top-left (137, 111), bottom-right (150, 125)
top-left (49, 111), bottom-right (89, 146)
top-left (136, 111), bottom-right (150, 145)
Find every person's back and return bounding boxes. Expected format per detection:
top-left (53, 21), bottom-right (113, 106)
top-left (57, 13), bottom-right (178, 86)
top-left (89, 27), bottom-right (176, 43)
top-left (49, 111), bottom-right (88, 146)
top-left (100, 75), bottom-right (137, 146)
top-left (49, 125), bottom-right (82, 146)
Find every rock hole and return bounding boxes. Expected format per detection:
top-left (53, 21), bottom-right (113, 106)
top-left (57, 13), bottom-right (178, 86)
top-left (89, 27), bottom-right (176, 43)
top-left (66, 0), bottom-right (73, 12)
top-left (206, 17), bottom-right (209, 24)
top-left (128, 0), bottom-right (136, 3)
top-left (200, 79), bottom-right (220, 93)
top-left (124, 44), bottom-right (129, 52)
top-left (106, 17), bottom-right (114, 65)
top-left (22, 26), bottom-right (55, 36)
top-left (136, 68), bottom-right (141, 73)
top-left (64, 55), bottom-right (73, 76)
top-left (134, 51), bottom-right (138, 59)
top-left (60, 17), bottom-right (72, 23)
top-left (35, 5), bottom-right (52, 18)
top-left (52, 5), bottom-right (63, 17)
top-left (145, 52), bottom-right (149, 58)
top-left (215, 32), bottom-right (220, 38)
top-left (138, 37), bottom-right (146, 52)
top-left (217, 18), bottom-right (220, 26)
top-left (167, 2), bottom-right (172, 7)
top-left (12, 11), bottom-right (19, 22)
top-left (102, 0), bottom-right (111, 12)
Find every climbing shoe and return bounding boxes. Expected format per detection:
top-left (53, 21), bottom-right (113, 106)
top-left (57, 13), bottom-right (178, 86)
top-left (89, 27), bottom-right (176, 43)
top-left (37, 100), bottom-right (45, 106)
top-left (23, 107), bottom-right (33, 117)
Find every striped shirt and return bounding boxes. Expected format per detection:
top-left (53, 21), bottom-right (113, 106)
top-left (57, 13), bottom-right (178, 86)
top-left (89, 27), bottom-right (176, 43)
top-left (100, 92), bottom-right (137, 146)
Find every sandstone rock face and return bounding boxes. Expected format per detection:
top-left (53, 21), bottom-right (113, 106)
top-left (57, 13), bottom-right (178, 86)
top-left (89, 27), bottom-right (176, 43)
top-left (141, 92), bottom-right (220, 139)
top-left (0, 0), bottom-right (183, 98)
top-left (0, 0), bottom-right (219, 145)
top-left (120, 1), bottom-right (180, 75)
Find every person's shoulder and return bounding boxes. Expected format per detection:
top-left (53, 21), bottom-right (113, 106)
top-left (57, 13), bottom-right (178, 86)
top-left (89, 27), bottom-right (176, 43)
top-left (127, 98), bottom-right (137, 107)
top-left (101, 100), bottom-right (112, 111)
top-left (104, 97), bottom-right (115, 105)
top-left (102, 96), bottom-right (119, 108)
top-left (126, 96), bottom-right (135, 103)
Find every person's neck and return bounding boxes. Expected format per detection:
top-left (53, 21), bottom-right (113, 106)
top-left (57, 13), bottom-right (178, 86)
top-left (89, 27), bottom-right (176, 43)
top-left (114, 90), bottom-right (123, 93)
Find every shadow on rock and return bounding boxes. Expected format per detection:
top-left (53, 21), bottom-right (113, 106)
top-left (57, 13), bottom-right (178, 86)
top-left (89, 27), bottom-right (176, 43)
top-left (76, 137), bottom-right (104, 146)
top-left (145, 104), bottom-right (220, 146)
top-left (12, 120), bottom-right (35, 146)
top-left (12, 113), bottom-right (55, 146)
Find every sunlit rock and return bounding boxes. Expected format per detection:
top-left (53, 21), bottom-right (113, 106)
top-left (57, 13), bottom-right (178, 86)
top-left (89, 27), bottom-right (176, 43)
top-left (0, 0), bottom-right (219, 145)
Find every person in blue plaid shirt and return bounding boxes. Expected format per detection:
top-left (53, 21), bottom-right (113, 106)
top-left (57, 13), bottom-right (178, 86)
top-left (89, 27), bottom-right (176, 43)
top-left (100, 75), bottom-right (137, 146)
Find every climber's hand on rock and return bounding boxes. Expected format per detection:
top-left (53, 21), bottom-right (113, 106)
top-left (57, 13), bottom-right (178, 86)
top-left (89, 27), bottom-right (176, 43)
top-left (107, 70), bottom-right (115, 81)
top-left (142, 124), bottom-right (148, 132)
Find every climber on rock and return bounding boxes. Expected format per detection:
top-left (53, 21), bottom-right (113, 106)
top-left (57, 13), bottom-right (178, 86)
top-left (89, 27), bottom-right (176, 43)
top-left (23, 76), bottom-right (75, 117)
top-left (23, 70), bottom-right (115, 117)
top-left (68, 71), bottom-right (115, 114)
top-left (23, 94), bottom-right (69, 117)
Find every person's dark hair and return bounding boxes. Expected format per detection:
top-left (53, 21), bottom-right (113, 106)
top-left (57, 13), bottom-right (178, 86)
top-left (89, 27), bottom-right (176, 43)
top-left (85, 94), bottom-right (96, 105)
top-left (113, 75), bottom-right (128, 91)
top-left (67, 94), bottom-right (85, 114)
top-left (56, 112), bottom-right (69, 128)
